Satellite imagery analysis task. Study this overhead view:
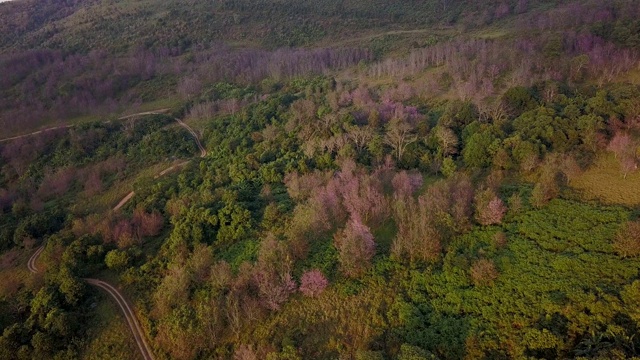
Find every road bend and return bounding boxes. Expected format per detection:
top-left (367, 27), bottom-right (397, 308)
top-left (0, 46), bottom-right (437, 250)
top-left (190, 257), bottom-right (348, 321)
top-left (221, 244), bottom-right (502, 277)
top-left (27, 246), bottom-right (155, 360)
top-left (27, 246), bottom-right (45, 274)
top-left (85, 279), bottom-right (155, 360)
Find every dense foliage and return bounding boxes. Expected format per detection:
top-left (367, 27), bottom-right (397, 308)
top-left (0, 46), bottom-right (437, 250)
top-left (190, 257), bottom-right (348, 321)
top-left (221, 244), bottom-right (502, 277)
top-left (2, 0), bottom-right (640, 136)
top-left (0, 114), bottom-right (197, 252)
top-left (1, 0), bottom-right (640, 359)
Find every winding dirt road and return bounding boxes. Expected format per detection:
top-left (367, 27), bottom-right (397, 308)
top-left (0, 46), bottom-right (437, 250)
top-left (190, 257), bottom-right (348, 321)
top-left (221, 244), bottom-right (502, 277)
top-left (22, 110), bottom-right (205, 359)
top-left (27, 245), bottom-right (45, 273)
top-left (175, 117), bottom-right (207, 157)
top-left (113, 191), bottom-right (136, 212)
top-left (117, 109), bottom-right (171, 120)
top-left (27, 246), bottom-right (155, 360)
top-left (118, 110), bottom-right (207, 157)
top-left (156, 161), bottom-right (190, 178)
top-left (0, 108), bottom-right (178, 144)
top-left (111, 112), bottom-right (205, 211)
top-left (22, 108), bottom-right (208, 359)
top-left (0, 125), bottom-right (75, 143)
top-left (85, 279), bottom-right (155, 360)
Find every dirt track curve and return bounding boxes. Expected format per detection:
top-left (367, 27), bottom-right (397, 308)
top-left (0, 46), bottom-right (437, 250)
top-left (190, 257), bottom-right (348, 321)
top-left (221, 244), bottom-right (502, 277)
top-left (0, 108), bottom-right (205, 150)
top-left (22, 110), bottom-right (207, 360)
top-left (118, 109), bottom-right (207, 157)
top-left (28, 246), bottom-right (155, 360)
top-left (85, 279), bottom-right (155, 360)
top-left (0, 109), bottom-right (169, 143)
top-left (113, 191), bottom-right (136, 212)
top-left (112, 111), bottom-right (206, 211)
top-left (22, 108), bottom-right (208, 359)
top-left (27, 245), bottom-right (45, 273)
top-left (175, 117), bottom-right (207, 157)
top-left (0, 125), bottom-right (74, 143)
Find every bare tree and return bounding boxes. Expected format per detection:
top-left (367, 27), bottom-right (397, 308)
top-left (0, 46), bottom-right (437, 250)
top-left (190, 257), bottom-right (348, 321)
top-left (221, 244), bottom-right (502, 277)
top-left (346, 125), bottom-right (375, 154)
top-left (435, 126), bottom-right (459, 156)
top-left (334, 217), bottom-right (376, 278)
top-left (385, 118), bottom-right (417, 160)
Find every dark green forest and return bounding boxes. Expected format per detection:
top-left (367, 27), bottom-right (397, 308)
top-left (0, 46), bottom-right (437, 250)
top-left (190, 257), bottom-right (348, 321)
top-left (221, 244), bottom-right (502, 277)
top-left (1, 0), bottom-right (640, 359)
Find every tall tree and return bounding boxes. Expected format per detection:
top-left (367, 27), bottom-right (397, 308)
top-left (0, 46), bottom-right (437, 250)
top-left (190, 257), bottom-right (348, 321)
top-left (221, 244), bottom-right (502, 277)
top-left (334, 217), bottom-right (376, 277)
top-left (385, 118), bottom-right (417, 161)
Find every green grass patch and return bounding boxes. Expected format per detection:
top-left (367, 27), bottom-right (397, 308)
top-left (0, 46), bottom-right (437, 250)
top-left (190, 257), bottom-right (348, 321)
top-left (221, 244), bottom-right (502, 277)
top-left (81, 291), bottom-right (142, 360)
top-left (72, 161), bottom-right (177, 215)
top-left (373, 219), bottom-right (397, 256)
top-left (570, 153), bottom-right (640, 206)
top-left (119, 98), bottom-right (183, 117)
top-left (395, 198), bottom-right (639, 358)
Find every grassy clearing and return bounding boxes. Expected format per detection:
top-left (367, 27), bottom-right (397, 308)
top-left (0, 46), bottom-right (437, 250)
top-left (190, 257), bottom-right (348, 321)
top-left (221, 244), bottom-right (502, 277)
top-left (570, 153), bottom-right (640, 206)
top-left (1, 97), bottom-right (183, 139)
top-left (255, 198), bottom-right (638, 358)
top-left (473, 27), bottom-right (510, 39)
top-left (81, 291), bottom-right (143, 360)
top-left (319, 28), bottom-right (451, 51)
top-left (0, 113), bottom-right (100, 140)
top-left (182, 116), bottom-right (212, 133)
top-left (118, 98), bottom-right (183, 117)
top-left (72, 161), bottom-right (175, 215)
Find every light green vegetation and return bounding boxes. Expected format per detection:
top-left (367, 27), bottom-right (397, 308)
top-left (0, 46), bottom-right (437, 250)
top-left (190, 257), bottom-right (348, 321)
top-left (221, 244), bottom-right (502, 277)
top-left (82, 296), bottom-right (142, 360)
top-left (571, 154), bottom-right (640, 206)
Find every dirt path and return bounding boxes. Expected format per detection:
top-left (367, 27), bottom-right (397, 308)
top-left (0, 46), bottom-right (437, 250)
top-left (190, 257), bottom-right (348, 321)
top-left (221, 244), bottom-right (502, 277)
top-left (113, 159), bottom-right (191, 211)
top-left (27, 246), bottom-right (155, 360)
top-left (24, 108), bottom-right (206, 358)
top-left (0, 108), bottom-right (173, 143)
top-left (0, 125), bottom-right (74, 143)
top-left (112, 113), bottom-right (206, 211)
top-left (21, 109), bottom-right (199, 360)
top-left (175, 118), bottom-right (207, 157)
top-left (113, 191), bottom-right (136, 211)
top-left (27, 245), bottom-right (44, 274)
top-left (155, 161), bottom-right (190, 178)
top-left (117, 109), bottom-right (171, 120)
top-left (85, 279), bottom-right (155, 360)
top-left (117, 110), bottom-right (206, 157)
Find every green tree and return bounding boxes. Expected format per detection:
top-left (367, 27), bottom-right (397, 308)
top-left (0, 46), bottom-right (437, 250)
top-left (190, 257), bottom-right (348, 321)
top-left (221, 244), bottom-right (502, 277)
top-left (441, 157), bottom-right (456, 178)
top-left (104, 249), bottom-right (131, 270)
top-left (502, 86), bottom-right (538, 117)
top-left (397, 344), bottom-right (438, 360)
top-left (463, 131), bottom-right (497, 168)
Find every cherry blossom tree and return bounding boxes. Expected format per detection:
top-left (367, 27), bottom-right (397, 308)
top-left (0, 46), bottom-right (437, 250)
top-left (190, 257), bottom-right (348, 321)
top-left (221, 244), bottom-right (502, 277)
top-left (606, 132), bottom-right (638, 178)
top-left (474, 189), bottom-right (507, 226)
top-left (607, 132), bottom-right (632, 159)
top-left (234, 345), bottom-right (258, 360)
top-left (299, 269), bottom-right (329, 297)
top-left (334, 217), bottom-right (376, 277)
top-left (621, 155), bottom-right (638, 179)
top-left (470, 259), bottom-right (499, 286)
top-left (392, 171), bottom-right (423, 200)
top-left (253, 268), bottom-right (296, 311)
top-left (253, 235), bottom-right (296, 310)
top-left (133, 208), bottom-right (164, 238)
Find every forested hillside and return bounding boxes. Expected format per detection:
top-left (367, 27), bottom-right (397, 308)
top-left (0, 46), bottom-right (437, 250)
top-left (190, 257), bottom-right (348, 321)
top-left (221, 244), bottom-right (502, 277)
top-left (1, 0), bottom-right (640, 359)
